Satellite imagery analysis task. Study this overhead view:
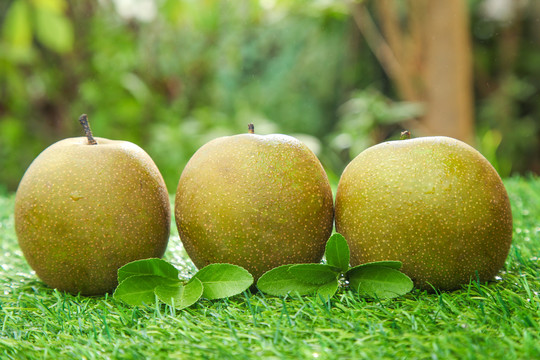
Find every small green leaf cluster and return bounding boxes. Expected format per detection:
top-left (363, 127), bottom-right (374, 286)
top-left (257, 234), bottom-right (413, 299)
top-left (113, 259), bottom-right (253, 309)
top-left (113, 234), bottom-right (413, 309)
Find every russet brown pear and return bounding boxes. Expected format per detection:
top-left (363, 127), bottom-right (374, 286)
top-left (175, 125), bottom-right (334, 280)
top-left (335, 136), bottom-right (513, 291)
top-left (15, 115), bottom-right (170, 295)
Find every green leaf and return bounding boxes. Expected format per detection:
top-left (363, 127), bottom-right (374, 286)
top-left (155, 278), bottom-right (204, 309)
top-left (256, 265), bottom-right (320, 296)
top-left (34, 6), bottom-right (73, 53)
top-left (193, 264), bottom-right (253, 300)
top-left (325, 233), bottom-right (350, 272)
top-left (2, 0), bottom-right (33, 57)
top-left (347, 266), bottom-right (413, 299)
top-left (32, 0), bottom-right (67, 13)
top-left (118, 258), bottom-right (179, 283)
top-left (316, 278), bottom-right (339, 299)
top-left (289, 264), bottom-right (339, 285)
top-left (346, 260), bottom-right (403, 274)
top-left (113, 275), bottom-right (178, 306)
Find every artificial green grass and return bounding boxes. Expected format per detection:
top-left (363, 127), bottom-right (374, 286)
top-left (1, 177), bottom-right (539, 359)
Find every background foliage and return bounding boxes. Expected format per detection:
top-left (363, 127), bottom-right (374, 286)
top-left (1, 0), bottom-right (539, 191)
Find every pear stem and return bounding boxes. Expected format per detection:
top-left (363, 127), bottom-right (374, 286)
top-left (400, 130), bottom-right (411, 140)
top-left (79, 114), bottom-right (98, 145)
top-left (248, 123), bottom-right (255, 134)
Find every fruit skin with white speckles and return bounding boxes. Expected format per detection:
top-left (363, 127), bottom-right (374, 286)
top-left (335, 136), bottom-right (513, 291)
top-left (15, 137), bottom-right (170, 295)
top-left (175, 132), bottom-right (334, 281)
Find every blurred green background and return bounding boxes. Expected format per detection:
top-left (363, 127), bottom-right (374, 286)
top-left (1, 0), bottom-right (539, 193)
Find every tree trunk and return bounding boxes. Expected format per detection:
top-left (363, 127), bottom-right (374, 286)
top-left (423, 0), bottom-right (474, 143)
top-left (352, 0), bottom-right (475, 144)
